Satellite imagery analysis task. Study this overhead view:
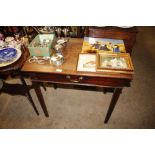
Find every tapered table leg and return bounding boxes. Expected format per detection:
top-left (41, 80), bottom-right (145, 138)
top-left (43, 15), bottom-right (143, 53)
top-left (33, 82), bottom-right (49, 117)
top-left (19, 75), bottom-right (39, 115)
top-left (104, 88), bottom-right (122, 123)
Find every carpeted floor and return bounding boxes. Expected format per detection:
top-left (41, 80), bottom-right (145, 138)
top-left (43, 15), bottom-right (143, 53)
top-left (0, 27), bottom-right (155, 129)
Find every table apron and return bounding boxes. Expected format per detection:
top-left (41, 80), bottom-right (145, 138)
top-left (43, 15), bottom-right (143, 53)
top-left (24, 72), bottom-right (131, 88)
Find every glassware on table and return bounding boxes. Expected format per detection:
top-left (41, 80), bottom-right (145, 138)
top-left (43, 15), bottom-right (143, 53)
top-left (62, 27), bottom-right (69, 41)
top-left (55, 27), bottom-right (62, 38)
top-left (62, 27), bottom-right (69, 37)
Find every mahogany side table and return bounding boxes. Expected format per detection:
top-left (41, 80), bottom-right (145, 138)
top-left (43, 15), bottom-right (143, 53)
top-left (21, 39), bottom-right (133, 123)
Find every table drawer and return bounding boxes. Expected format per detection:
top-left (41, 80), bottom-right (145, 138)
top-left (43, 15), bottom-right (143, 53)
top-left (30, 73), bottom-right (131, 87)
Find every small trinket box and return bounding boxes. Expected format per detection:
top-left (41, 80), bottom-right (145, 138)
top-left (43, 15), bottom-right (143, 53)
top-left (50, 53), bottom-right (64, 66)
top-left (28, 34), bottom-right (56, 57)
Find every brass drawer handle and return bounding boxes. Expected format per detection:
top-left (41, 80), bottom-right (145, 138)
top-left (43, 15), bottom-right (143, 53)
top-left (66, 75), bottom-right (84, 83)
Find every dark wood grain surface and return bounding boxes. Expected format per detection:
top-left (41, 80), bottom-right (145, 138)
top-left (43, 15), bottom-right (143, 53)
top-left (21, 38), bottom-right (133, 82)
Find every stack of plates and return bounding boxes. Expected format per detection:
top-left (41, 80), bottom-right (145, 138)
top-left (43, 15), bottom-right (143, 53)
top-left (0, 48), bottom-right (22, 67)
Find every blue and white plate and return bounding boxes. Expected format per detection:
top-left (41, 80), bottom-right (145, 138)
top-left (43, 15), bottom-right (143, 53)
top-left (0, 48), bottom-right (22, 67)
top-left (0, 48), bottom-right (17, 62)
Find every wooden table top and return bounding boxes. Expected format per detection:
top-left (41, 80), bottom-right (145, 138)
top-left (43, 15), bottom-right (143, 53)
top-left (21, 38), bottom-right (133, 80)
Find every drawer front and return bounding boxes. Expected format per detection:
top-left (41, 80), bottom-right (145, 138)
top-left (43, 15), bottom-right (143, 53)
top-left (29, 73), bottom-right (131, 88)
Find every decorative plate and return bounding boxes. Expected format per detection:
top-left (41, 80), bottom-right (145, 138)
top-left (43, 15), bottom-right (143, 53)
top-left (0, 48), bottom-right (17, 62)
top-left (0, 48), bottom-right (22, 67)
